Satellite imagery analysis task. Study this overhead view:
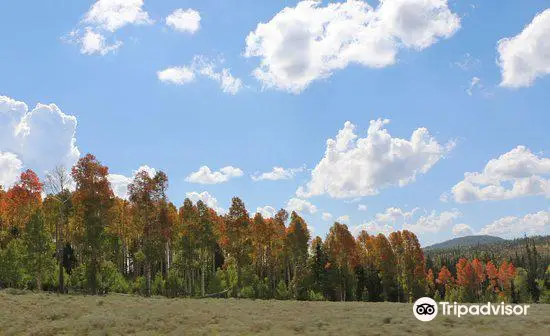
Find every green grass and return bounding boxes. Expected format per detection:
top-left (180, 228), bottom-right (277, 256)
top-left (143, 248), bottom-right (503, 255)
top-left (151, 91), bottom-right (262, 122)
top-left (1, 291), bottom-right (549, 335)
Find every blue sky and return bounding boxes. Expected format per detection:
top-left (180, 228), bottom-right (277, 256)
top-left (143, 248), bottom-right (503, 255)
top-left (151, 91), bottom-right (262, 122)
top-left (0, 0), bottom-right (549, 245)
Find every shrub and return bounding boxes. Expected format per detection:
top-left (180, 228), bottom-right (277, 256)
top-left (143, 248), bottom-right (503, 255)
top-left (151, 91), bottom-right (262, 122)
top-left (152, 273), bottom-right (165, 296)
top-left (100, 261), bottom-right (129, 294)
top-left (165, 269), bottom-right (183, 297)
top-left (0, 239), bottom-right (27, 289)
top-left (275, 280), bottom-right (290, 300)
top-left (240, 285), bottom-right (256, 299)
top-left (133, 276), bottom-right (147, 295)
top-left (308, 290), bottom-right (325, 301)
top-left (68, 264), bottom-right (88, 293)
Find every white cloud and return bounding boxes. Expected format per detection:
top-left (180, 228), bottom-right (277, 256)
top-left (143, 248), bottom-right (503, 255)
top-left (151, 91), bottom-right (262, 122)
top-left (256, 205), bottom-right (276, 218)
top-left (158, 56), bottom-right (243, 94)
top-left (337, 215), bottom-right (350, 223)
top-left (0, 96), bottom-right (80, 178)
top-left (452, 223), bottom-right (474, 237)
top-left (244, 0), bottom-right (460, 93)
top-left (186, 191), bottom-right (225, 214)
top-left (157, 66), bottom-right (196, 85)
top-left (107, 174), bottom-right (132, 199)
top-left (166, 9), bottom-right (201, 34)
top-left (480, 211), bottom-right (550, 238)
top-left (452, 53), bottom-right (481, 71)
top-left (403, 209), bottom-right (461, 234)
top-left (0, 152), bottom-right (23, 188)
top-left (375, 207), bottom-right (418, 223)
top-left (466, 76), bottom-right (481, 96)
top-left (286, 198), bottom-right (317, 214)
top-left (297, 119), bottom-right (454, 198)
top-left (353, 207), bottom-right (460, 236)
top-left (357, 204), bottom-right (368, 211)
top-left (251, 166), bottom-right (305, 181)
top-left (84, 0), bottom-right (153, 32)
top-left (498, 9), bottom-right (550, 88)
top-left (73, 28), bottom-right (122, 56)
top-left (108, 165), bottom-right (157, 199)
top-left (185, 165), bottom-right (243, 184)
top-left (353, 221), bottom-right (395, 236)
top-left (322, 212), bottom-right (333, 221)
top-left (67, 0), bottom-right (152, 55)
top-left (450, 146), bottom-right (550, 203)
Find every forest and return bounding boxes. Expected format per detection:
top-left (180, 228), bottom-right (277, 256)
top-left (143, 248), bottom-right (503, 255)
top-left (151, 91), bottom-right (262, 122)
top-left (1, 153), bottom-right (549, 304)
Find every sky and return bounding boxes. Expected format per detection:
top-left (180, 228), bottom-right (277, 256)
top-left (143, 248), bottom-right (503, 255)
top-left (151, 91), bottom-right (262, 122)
top-left (0, 0), bottom-right (549, 246)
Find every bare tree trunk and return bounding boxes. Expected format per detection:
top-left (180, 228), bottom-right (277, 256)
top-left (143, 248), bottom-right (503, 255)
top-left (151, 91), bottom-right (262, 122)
top-left (57, 217), bottom-right (64, 293)
top-left (201, 260), bottom-right (206, 297)
top-left (165, 240), bottom-right (170, 277)
top-left (146, 261), bottom-right (152, 296)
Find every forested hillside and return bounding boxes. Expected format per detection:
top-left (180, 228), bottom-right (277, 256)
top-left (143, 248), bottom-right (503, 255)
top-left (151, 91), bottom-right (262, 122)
top-left (1, 154), bottom-right (549, 303)
top-left (424, 235), bottom-right (505, 250)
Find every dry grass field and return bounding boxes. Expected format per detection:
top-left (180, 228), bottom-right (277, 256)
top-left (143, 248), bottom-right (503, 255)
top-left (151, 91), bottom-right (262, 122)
top-left (1, 290), bottom-right (549, 336)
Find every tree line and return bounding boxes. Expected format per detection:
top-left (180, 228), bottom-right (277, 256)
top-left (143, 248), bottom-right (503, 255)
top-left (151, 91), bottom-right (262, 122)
top-left (1, 153), bottom-right (549, 303)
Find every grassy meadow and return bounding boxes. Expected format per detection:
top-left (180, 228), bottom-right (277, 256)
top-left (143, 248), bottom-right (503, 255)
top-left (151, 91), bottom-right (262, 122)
top-left (1, 290), bottom-right (549, 336)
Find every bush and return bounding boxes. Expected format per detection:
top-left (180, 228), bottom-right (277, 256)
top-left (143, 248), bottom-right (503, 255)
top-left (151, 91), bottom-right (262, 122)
top-left (165, 269), bottom-right (183, 297)
top-left (240, 285), bottom-right (256, 299)
top-left (207, 270), bottom-right (224, 295)
top-left (68, 264), bottom-right (88, 293)
top-left (0, 239), bottom-right (27, 289)
top-left (152, 273), bottom-right (165, 296)
top-left (133, 276), bottom-right (147, 295)
top-left (308, 290), bottom-right (325, 301)
top-left (100, 261), bottom-right (129, 294)
top-left (275, 280), bottom-right (290, 300)
top-left (255, 277), bottom-right (270, 299)
top-left (539, 289), bottom-right (550, 304)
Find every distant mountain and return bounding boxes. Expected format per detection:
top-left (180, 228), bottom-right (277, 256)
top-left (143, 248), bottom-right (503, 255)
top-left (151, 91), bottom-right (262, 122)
top-left (424, 235), bottom-right (506, 250)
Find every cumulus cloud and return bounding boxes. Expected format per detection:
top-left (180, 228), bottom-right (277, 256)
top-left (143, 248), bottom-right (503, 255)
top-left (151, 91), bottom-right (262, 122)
top-left (286, 198), bottom-right (317, 214)
top-left (0, 96), bottom-right (80, 183)
top-left (256, 205), bottom-right (276, 218)
top-left (67, 0), bottom-right (152, 55)
top-left (357, 204), bottom-right (368, 211)
top-left (353, 221), bottom-right (395, 236)
top-left (158, 56), bottom-right (243, 94)
top-left (403, 209), bottom-right (461, 234)
top-left (157, 66), bottom-right (196, 85)
top-left (297, 119), bottom-right (454, 199)
top-left (353, 207), bottom-right (461, 236)
top-left (480, 211), bottom-right (550, 238)
top-left (450, 146), bottom-right (550, 203)
top-left (84, 0), bottom-right (153, 32)
top-left (337, 215), bottom-right (350, 223)
top-left (452, 223), bottom-right (474, 237)
top-left (186, 191), bottom-right (225, 214)
top-left (322, 212), bottom-right (333, 221)
top-left (251, 166), bottom-right (305, 181)
top-left (67, 28), bottom-right (122, 56)
top-left (185, 166), bottom-right (244, 184)
top-left (498, 9), bottom-right (550, 88)
top-left (166, 9), bottom-right (201, 33)
top-left (107, 165), bottom-right (157, 199)
top-left (244, 0), bottom-right (460, 93)
top-left (375, 207), bottom-right (419, 223)
top-left (0, 152), bottom-right (23, 188)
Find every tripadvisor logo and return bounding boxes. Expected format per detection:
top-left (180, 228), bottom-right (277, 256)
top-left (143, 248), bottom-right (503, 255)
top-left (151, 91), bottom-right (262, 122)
top-left (413, 297), bottom-right (438, 322)
top-left (413, 297), bottom-right (531, 322)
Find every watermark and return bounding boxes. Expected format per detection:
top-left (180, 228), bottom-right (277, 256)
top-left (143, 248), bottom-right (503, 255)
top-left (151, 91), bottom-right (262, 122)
top-left (412, 297), bottom-right (530, 322)
top-left (413, 297), bottom-right (438, 321)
